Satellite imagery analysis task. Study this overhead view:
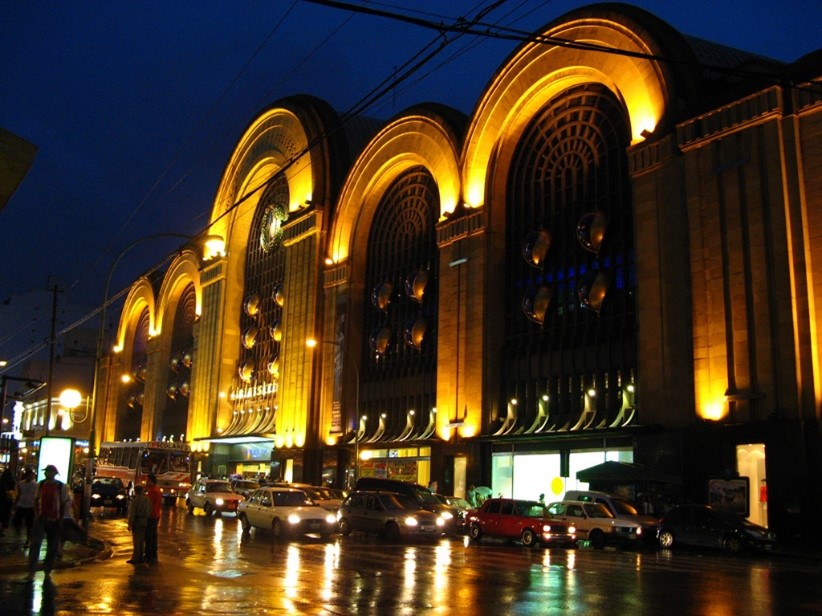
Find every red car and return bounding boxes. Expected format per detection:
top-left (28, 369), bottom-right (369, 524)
top-left (467, 497), bottom-right (577, 548)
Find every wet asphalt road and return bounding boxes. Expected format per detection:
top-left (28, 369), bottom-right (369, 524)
top-left (1, 504), bottom-right (820, 615)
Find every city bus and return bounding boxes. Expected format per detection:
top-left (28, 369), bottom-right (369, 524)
top-left (96, 441), bottom-right (192, 505)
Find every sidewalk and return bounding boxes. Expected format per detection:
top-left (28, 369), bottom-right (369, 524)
top-left (0, 529), bottom-right (110, 576)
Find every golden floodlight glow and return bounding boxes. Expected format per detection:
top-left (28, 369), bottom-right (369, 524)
top-left (58, 389), bottom-right (83, 410)
top-left (120, 374), bottom-right (132, 384)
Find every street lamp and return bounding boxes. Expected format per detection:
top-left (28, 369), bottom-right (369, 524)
top-left (306, 337), bottom-right (362, 484)
top-left (84, 231), bottom-right (222, 530)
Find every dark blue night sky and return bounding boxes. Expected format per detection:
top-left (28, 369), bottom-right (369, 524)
top-left (1, 1), bottom-right (819, 366)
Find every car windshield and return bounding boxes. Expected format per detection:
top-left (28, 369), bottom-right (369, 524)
top-left (413, 487), bottom-right (440, 504)
top-left (94, 478), bottom-right (123, 488)
top-left (447, 498), bottom-right (471, 509)
top-left (380, 494), bottom-right (419, 511)
top-left (584, 503), bottom-right (614, 518)
top-left (516, 501), bottom-right (545, 518)
top-left (207, 482), bottom-right (233, 493)
top-left (304, 486), bottom-right (336, 500)
top-left (612, 499), bottom-right (640, 515)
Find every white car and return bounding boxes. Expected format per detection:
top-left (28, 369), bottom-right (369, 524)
top-left (238, 487), bottom-right (338, 539)
top-left (546, 500), bottom-right (643, 548)
top-left (186, 478), bottom-right (244, 516)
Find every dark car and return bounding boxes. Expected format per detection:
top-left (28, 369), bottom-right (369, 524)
top-left (90, 476), bottom-right (128, 513)
top-left (337, 490), bottom-right (447, 541)
top-left (467, 498), bottom-right (577, 548)
top-left (657, 504), bottom-right (776, 554)
top-left (354, 478), bottom-right (457, 534)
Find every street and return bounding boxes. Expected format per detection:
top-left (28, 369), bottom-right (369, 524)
top-left (1, 504), bottom-right (820, 615)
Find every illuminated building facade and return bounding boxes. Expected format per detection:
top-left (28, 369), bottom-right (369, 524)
top-left (96, 5), bottom-right (821, 537)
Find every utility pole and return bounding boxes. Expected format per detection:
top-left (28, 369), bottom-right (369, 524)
top-left (45, 283), bottom-right (59, 436)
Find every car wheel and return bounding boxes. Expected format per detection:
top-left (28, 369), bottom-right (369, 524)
top-left (468, 523), bottom-right (483, 542)
top-left (521, 528), bottom-right (537, 548)
top-left (339, 518), bottom-right (352, 536)
top-left (186, 500), bottom-right (194, 515)
top-left (723, 535), bottom-right (743, 554)
top-left (204, 502), bottom-right (214, 517)
top-left (239, 513), bottom-right (251, 533)
top-left (384, 522), bottom-right (401, 542)
top-left (589, 529), bottom-right (606, 549)
top-left (272, 518), bottom-right (282, 538)
top-left (658, 529), bottom-right (675, 549)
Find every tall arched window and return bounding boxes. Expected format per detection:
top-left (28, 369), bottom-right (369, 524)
top-left (505, 83), bottom-right (636, 430)
top-left (161, 282), bottom-right (196, 440)
top-left (362, 166), bottom-right (439, 430)
top-left (118, 308), bottom-right (150, 440)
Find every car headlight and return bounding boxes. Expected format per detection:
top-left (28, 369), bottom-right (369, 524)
top-left (215, 498), bottom-right (224, 506)
top-left (404, 516), bottom-right (419, 527)
top-left (325, 514), bottom-right (336, 524)
top-left (436, 517), bottom-right (445, 527)
top-left (91, 494), bottom-right (101, 500)
top-left (287, 514), bottom-right (301, 525)
top-left (542, 524), bottom-right (552, 533)
top-left (440, 511), bottom-right (453, 520)
top-left (116, 494), bottom-right (125, 500)
top-left (636, 527), bottom-right (642, 536)
top-left (568, 526), bottom-right (576, 534)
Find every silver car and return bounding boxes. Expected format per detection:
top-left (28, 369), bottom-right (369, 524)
top-left (338, 491), bottom-right (447, 541)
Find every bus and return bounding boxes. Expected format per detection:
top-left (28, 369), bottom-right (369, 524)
top-left (96, 441), bottom-right (192, 505)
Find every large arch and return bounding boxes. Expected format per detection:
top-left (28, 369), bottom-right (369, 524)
top-left (155, 249), bottom-right (202, 336)
top-left (328, 104), bottom-right (465, 268)
top-left (462, 5), bottom-right (695, 210)
top-left (115, 277), bottom-right (156, 354)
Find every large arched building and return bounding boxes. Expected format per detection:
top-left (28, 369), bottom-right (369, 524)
top-left (96, 4), bottom-right (821, 537)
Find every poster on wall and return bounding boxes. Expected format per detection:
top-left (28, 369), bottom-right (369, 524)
top-left (37, 436), bottom-right (75, 483)
top-left (387, 460), bottom-right (418, 483)
top-left (708, 477), bottom-right (750, 516)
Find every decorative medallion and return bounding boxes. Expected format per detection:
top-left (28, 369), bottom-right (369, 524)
top-left (260, 201), bottom-right (287, 253)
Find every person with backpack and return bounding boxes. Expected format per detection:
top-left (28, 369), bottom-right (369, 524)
top-left (26, 464), bottom-right (70, 582)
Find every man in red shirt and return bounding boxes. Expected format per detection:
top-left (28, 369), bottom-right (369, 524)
top-left (144, 474), bottom-right (162, 563)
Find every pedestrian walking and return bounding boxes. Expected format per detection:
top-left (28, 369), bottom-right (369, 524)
top-left (27, 464), bottom-right (70, 581)
top-left (127, 485), bottom-right (150, 564)
top-left (14, 468), bottom-right (37, 545)
top-left (0, 467), bottom-right (16, 535)
top-left (144, 474), bottom-right (162, 563)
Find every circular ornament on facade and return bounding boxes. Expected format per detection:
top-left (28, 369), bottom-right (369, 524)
top-left (576, 211), bottom-right (609, 254)
top-left (179, 381), bottom-right (190, 398)
top-left (181, 350), bottom-right (193, 369)
top-left (578, 270), bottom-right (610, 314)
top-left (522, 285), bottom-right (552, 325)
top-left (404, 270), bottom-right (429, 303)
top-left (242, 326), bottom-right (259, 349)
top-left (273, 284), bottom-right (284, 307)
top-left (238, 360), bottom-right (255, 383)
top-left (168, 356), bottom-right (180, 373)
top-left (260, 201), bottom-right (287, 253)
top-left (166, 383), bottom-right (178, 400)
top-left (370, 326), bottom-right (393, 356)
top-left (270, 321), bottom-right (282, 342)
top-left (403, 316), bottom-right (427, 350)
top-left (244, 294), bottom-right (261, 317)
top-left (371, 281), bottom-right (393, 312)
top-left (522, 229), bottom-right (552, 268)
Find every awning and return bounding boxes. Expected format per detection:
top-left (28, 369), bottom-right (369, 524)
top-left (576, 461), bottom-right (681, 485)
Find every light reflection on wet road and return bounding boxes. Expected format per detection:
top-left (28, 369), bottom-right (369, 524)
top-left (1, 504), bottom-right (820, 615)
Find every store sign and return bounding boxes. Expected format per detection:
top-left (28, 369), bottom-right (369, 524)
top-left (230, 381), bottom-right (278, 402)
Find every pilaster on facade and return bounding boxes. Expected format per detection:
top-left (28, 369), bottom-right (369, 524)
top-left (436, 207), bottom-right (489, 440)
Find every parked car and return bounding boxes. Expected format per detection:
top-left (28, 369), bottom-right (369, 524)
top-left (90, 476), bottom-right (128, 514)
top-left (186, 478), bottom-right (244, 516)
top-left (546, 500), bottom-right (643, 548)
top-left (435, 494), bottom-right (473, 533)
top-left (231, 479), bottom-right (261, 499)
top-left (238, 487), bottom-right (338, 539)
top-left (273, 482), bottom-right (344, 512)
top-left (337, 490), bottom-right (447, 541)
top-left (467, 498), bottom-right (577, 548)
top-left (563, 490), bottom-right (659, 539)
top-left (353, 478), bottom-right (457, 534)
top-left (657, 504), bottom-right (776, 553)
